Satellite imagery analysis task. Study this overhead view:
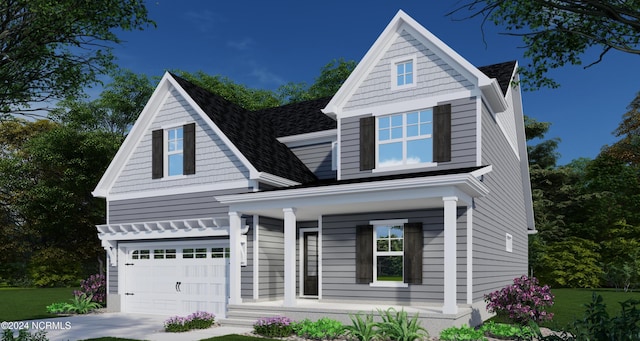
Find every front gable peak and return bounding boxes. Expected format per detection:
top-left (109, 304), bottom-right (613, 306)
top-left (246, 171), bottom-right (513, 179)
top-left (323, 10), bottom-right (506, 117)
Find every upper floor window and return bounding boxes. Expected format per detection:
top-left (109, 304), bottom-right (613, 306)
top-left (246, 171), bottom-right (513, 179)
top-left (167, 127), bottom-right (184, 176)
top-left (377, 109), bottom-right (433, 167)
top-left (396, 60), bottom-right (413, 86)
top-left (152, 123), bottom-right (196, 179)
top-left (391, 56), bottom-right (417, 90)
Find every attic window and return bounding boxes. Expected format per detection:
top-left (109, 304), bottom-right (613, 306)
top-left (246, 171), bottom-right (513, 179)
top-left (167, 127), bottom-right (184, 176)
top-left (391, 56), bottom-right (417, 90)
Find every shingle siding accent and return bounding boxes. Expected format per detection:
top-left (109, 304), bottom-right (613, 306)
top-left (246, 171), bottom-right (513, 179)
top-left (472, 104), bottom-right (528, 301)
top-left (344, 29), bottom-right (474, 112)
top-left (340, 97), bottom-right (477, 180)
top-left (108, 189), bottom-right (246, 224)
top-left (111, 88), bottom-right (250, 195)
top-left (322, 209), bottom-right (468, 304)
top-left (290, 143), bottom-right (336, 180)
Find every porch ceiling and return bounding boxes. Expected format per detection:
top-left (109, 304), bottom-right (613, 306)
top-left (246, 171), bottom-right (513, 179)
top-left (217, 169), bottom-right (490, 221)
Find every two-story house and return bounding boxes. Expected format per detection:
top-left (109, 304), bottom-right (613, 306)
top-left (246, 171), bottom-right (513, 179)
top-left (92, 10), bottom-right (534, 333)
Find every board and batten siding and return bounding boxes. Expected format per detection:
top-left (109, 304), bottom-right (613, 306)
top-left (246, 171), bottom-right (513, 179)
top-left (472, 105), bottom-right (528, 302)
top-left (322, 209), bottom-right (468, 304)
top-left (110, 87), bottom-right (250, 195)
top-left (257, 216), bottom-right (285, 299)
top-left (340, 97), bottom-right (478, 180)
top-left (343, 29), bottom-right (474, 112)
top-left (108, 188), bottom-right (248, 224)
top-left (290, 143), bottom-right (336, 180)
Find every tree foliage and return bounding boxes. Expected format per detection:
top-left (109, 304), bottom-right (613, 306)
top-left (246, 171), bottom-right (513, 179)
top-left (449, 1), bottom-right (640, 89)
top-left (0, 0), bottom-right (154, 119)
top-left (278, 58), bottom-right (356, 103)
top-left (603, 91), bottom-right (640, 165)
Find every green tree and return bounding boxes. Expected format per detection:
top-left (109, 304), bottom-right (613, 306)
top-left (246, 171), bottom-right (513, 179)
top-left (174, 70), bottom-right (282, 111)
top-left (603, 91), bottom-right (640, 166)
top-left (539, 237), bottom-right (603, 288)
top-left (278, 58), bottom-right (356, 103)
top-left (0, 0), bottom-right (154, 119)
top-left (50, 69), bottom-right (155, 135)
top-left (449, 1), bottom-right (640, 89)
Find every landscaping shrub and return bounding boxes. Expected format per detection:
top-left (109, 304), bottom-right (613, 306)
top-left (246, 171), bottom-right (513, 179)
top-left (28, 247), bottom-right (82, 287)
top-left (376, 307), bottom-right (428, 341)
top-left (1, 329), bottom-right (48, 341)
top-left (164, 311), bottom-right (216, 332)
top-left (253, 316), bottom-right (294, 338)
top-left (74, 274), bottom-right (106, 306)
top-left (46, 293), bottom-right (100, 314)
top-left (343, 312), bottom-right (378, 341)
top-left (480, 321), bottom-right (534, 340)
top-left (567, 293), bottom-right (640, 340)
top-left (292, 317), bottom-right (344, 340)
top-left (439, 324), bottom-right (486, 341)
top-left (485, 275), bottom-right (554, 325)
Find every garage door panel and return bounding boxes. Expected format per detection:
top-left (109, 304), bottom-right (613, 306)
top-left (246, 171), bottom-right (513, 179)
top-left (122, 243), bottom-right (230, 317)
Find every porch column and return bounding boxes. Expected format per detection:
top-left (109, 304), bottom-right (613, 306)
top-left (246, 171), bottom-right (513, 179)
top-left (283, 207), bottom-right (297, 306)
top-left (443, 196), bottom-right (459, 314)
top-left (229, 211), bottom-right (242, 305)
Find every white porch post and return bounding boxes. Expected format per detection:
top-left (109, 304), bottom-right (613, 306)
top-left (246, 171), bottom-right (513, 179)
top-left (229, 211), bottom-right (242, 305)
top-left (283, 207), bottom-right (297, 306)
top-left (443, 196), bottom-right (459, 314)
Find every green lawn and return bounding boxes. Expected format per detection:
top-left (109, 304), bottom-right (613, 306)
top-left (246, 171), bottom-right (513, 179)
top-left (199, 335), bottom-right (281, 341)
top-left (0, 287), bottom-right (76, 321)
top-left (543, 288), bottom-right (640, 328)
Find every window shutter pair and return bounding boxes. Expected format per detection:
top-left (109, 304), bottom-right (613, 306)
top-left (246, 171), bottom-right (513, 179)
top-left (151, 123), bottom-right (196, 179)
top-left (355, 222), bottom-right (423, 284)
top-left (359, 103), bottom-right (451, 171)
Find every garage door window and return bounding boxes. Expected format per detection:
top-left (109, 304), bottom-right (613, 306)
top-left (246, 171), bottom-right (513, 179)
top-left (211, 247), bottom-right (230, 258)
top-left (183, 248), bottom-right (207, 259)
top-left (132, 250), bottom-right (150, 260)
top-left (154, 249), bottom-right (177, 259)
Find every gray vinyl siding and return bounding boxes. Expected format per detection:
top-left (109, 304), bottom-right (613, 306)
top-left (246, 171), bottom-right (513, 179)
top-left (257, 216), bottom-right (284, 299)
top-left (290, 143), bottom-right (336, 180)
top-left (340, 97), bottom-right (478, 180)
top-left (111, 87), bottom-right (250, 195)
top-left (472, 104), bottom-right (528, 301)
top-left (344, 29), bottom-right (474, 112)
top-left (322, 208), bottom-right (468, 304)
top-left (108, 188), bottom-right (247, 224)
top-left (108, 263), bottom-right (118, 294)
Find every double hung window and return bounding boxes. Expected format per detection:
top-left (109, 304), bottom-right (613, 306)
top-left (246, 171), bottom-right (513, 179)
top-left (374, 224), bottom-right (404, 282)
top-left (377, 109), bottom-right (433, 167)
top-left (167, 127), bottom-right (184, 177)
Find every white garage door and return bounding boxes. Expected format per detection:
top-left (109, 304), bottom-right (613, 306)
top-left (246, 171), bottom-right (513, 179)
top-left (121, 241), bottom-right (230, 317)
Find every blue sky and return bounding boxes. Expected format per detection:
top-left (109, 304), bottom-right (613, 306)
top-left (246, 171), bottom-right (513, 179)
top-left (109, 1), bottom-right (638, 165)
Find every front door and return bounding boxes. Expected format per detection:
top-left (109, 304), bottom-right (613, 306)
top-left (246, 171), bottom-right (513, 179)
top-left (303, 231), bottom-right (319, 296)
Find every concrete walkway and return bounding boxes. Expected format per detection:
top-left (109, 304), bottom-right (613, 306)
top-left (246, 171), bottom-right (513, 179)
top-left (4, 313), bottom-right (252, 341)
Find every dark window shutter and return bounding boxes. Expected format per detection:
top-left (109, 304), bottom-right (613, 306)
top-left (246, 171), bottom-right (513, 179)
top-left (151, 129), bottom-right (163, 179)
top-left (433, 103), bottom-right (451, 162)
top-left (355, 225), bottom-right (373, 283)
top-left (359, 116), bottom-right (375, 171)
top-left (183, 123), bottom-right (196, 175)
top-left (404, 222), bottom-right (423, 284)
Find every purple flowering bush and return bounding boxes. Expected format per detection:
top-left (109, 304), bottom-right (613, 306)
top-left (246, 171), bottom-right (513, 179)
top-left (485, 275), bottom-right (555, 325)
top-left (74, 274), bottom-right (106, 306)
top-left (164, 311), bottom-right (216, 332)
top-left (253, 316), bottom-right (294, 337)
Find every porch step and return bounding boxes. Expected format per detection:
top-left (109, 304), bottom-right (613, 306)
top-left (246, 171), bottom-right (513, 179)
top-left (223, 304), bottom-right (285, 328)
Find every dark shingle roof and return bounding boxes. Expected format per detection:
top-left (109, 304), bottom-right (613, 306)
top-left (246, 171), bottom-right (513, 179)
top-left (478, 61), bottom-right (516, 95)
top-left (254, 97), bottom-right (336, 137)
top-left (170, 73), bottom-right (320, 184)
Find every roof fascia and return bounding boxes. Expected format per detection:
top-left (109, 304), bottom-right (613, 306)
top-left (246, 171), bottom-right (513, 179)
top-left (323, 9), bottom-right (497, 117)
top-left (277, 129), bottom-right (337, 148)
top-left (257, 172), bottom-right (301, 187)
top-left (92, 72), bottom-right (175, 198)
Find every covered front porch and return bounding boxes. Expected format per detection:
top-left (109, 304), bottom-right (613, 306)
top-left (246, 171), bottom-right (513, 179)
top-left (216, 166), bottom-right (491, 318)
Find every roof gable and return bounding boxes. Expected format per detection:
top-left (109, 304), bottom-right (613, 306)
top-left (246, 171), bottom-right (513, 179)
top-left (323, 10), bottom-right (507, 116)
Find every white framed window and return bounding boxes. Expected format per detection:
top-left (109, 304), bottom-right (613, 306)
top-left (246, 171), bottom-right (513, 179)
top-left (377, 109), bottom-right (433, 168)
top-left (506, 233), bottom-right (513, 253)
top-left (391, 56), bottom-right (417, 90)
top-left (166, 126), bottom-right (184, 177)
top-left (372, 219), bottom-right (407, 285)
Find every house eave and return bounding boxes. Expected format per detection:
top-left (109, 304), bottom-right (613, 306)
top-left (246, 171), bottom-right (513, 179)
top-left (480, 80), bottom-right (508, 113)
top-left (254, 172), bottom-right (301, 188)
top-left (277, 129), bottom-right (337, 148)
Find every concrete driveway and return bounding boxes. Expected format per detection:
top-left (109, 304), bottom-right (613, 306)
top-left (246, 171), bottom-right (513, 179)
top-left (3, 313), bottom-right (252, 341)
